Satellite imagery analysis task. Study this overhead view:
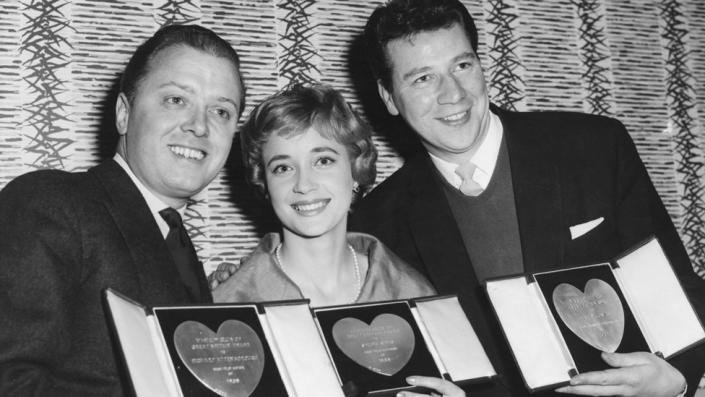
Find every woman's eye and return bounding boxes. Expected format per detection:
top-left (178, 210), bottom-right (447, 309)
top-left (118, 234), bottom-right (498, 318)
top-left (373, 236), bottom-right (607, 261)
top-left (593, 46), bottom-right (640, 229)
top-left (316, 156), bottom-right (336, 167)
top-left (271, 164), bottom-right (292, 175)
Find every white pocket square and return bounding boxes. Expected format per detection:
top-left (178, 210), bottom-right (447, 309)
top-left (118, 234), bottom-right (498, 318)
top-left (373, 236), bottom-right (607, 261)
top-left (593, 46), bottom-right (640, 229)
top-left (569, 217), bottom-right (604, 240)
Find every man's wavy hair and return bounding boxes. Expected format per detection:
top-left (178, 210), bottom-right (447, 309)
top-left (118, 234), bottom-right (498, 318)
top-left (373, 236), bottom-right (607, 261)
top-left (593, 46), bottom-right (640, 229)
top-left (240, 84), bottom-right (377, 198)
top-left (364, 0), bottom-right (479, 91)
top-left (120, 24), bottom-right (245, 116)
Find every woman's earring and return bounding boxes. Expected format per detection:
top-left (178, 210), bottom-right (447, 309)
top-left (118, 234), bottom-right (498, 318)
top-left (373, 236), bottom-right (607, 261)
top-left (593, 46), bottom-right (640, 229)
top-left (352, 181), bottom-right (360, 194)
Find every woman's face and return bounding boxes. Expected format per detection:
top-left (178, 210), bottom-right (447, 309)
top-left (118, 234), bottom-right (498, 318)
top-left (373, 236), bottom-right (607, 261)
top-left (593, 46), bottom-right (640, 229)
top-left (262, 127), bottom-right (355, 239)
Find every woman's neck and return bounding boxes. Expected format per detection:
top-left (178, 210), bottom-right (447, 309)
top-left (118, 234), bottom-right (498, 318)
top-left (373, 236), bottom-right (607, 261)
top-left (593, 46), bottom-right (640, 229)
top-left (277, 229), bottom-right (361, 306)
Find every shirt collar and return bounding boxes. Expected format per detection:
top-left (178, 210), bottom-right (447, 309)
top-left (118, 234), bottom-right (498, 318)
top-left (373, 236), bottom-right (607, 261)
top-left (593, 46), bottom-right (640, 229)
top-left (429, 110), bottom-right (503, 190)
top-left (113, 153), bottom-right (186, 238)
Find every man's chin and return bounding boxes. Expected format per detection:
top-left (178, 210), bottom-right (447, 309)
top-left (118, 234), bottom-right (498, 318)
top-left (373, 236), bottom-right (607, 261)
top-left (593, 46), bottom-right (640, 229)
top-left (163, 180), bottom-right (211, 201)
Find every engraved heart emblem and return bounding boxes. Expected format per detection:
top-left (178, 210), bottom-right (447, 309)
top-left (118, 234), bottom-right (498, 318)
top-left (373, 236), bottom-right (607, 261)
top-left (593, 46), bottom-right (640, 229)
top-left (332, 313), bottom-right (415, 376)
top-left (552, 279), bottom-right (625, 353)
top-left (174, 320), bottom-right (265, 397)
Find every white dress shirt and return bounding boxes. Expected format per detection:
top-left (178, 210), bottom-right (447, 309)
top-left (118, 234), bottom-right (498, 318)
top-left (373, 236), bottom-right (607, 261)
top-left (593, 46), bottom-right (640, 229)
top-left (429, 110), bottom-right (503, 192)
top-left (113, 154), bottom-right (186, 238)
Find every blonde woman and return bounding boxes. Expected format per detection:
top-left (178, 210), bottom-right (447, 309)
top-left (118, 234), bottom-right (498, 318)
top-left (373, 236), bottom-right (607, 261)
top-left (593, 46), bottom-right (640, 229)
top-left (213, 84), bottom-right (464, 397)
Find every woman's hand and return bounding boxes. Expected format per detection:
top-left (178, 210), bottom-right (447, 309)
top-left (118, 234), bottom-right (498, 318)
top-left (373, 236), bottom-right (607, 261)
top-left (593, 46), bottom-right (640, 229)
top-left (396, 376), bottom-right (465, 397)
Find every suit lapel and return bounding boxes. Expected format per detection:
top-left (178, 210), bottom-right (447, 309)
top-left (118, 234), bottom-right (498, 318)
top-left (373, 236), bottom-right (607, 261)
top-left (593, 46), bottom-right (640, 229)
top-left (403, 154), bottom-right (518, 379)
top-left (500, 109), bottom-right (566, 273)
top-left (403, 155), bottom-right (481, 291)
top-left (89, 161), bottom-right (191, 303)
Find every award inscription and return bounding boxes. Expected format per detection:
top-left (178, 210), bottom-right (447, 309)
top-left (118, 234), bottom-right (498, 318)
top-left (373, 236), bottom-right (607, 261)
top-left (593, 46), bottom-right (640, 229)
top-left (332, 313), bottom-right (415, 376)
top-left (174, 320), bottom-right (265, 397)
top-left (553, 279), bottom-right (625, 352)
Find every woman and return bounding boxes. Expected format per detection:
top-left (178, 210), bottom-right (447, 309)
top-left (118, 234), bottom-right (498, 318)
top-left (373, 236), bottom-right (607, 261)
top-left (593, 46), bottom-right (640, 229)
top-left (213, 84), bottom-right (464, 397)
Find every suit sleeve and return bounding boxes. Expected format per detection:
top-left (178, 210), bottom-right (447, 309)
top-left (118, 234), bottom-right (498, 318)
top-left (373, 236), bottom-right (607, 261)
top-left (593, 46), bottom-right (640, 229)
top-left (0, 174), bottom-right (91, 396)
top-left (611, 119), bottom-right (705, 395)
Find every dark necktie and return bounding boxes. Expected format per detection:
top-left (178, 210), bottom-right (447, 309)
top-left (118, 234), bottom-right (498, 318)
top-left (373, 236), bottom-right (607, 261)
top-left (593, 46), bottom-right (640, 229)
top-left (159, 208), bottom-right (212, 302)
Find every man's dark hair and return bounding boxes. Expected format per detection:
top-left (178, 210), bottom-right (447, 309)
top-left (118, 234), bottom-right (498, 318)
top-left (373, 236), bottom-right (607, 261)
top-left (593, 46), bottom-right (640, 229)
top-left (364, 0), bottom-right (479, 90)
top-left (120, 24), bottom-right (245, 115)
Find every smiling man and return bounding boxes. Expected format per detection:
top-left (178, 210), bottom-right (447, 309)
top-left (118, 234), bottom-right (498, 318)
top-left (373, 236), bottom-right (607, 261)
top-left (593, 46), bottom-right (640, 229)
top-left (350, 0), bottom-right (705, 396)
top-left (0, 25), bottom-right (244, 396)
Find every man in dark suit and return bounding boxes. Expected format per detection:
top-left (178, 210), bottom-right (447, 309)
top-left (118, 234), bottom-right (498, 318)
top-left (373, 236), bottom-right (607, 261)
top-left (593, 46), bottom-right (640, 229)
top-left (0, 25), bottom-right (244, 396)
top-left (350, 1), bottom-right (705, 396)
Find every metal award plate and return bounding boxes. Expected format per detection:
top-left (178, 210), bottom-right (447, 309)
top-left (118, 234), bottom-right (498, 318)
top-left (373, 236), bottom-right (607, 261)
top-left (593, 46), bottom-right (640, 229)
top-left (174, 320), bottom-right (265, 397)
top-left (332, 313), bottom-right (415, 376)
top-left (552, 279), bottom-right (625, 352)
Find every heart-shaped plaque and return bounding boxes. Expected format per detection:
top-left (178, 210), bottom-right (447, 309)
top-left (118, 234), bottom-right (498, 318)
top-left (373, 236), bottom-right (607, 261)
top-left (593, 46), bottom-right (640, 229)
top-left (332, 313), bottom-right (415, 376)
top-left (552, 279), bottom-right (625, 353)
top-left (174, 320), bottom-right (265, 397)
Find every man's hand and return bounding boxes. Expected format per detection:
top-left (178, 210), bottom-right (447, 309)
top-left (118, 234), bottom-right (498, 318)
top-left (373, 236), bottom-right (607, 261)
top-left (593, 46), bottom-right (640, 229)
top-left (555, 351), bottom-right (686, 397)
top-left (396, 376), bottom-right (465, 397)
top-left (207, 262), bottom-right (238, 290)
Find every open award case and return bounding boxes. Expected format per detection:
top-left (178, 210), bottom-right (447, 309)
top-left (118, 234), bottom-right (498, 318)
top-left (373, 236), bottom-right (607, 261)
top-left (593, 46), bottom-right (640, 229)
top-left (485, 237), bottom-right (705, 392)
top-left (103, 289), bottom-right (344, 397)
top-left (311, 295), bottom-right (497, 396)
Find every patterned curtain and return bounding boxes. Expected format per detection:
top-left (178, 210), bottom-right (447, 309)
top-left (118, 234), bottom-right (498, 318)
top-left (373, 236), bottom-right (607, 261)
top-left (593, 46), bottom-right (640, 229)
top-left (1, 0), bottom-right (704, 283)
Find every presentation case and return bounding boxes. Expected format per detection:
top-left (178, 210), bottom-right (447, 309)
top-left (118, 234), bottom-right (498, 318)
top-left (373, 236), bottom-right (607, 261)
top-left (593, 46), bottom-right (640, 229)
top-left (104, 292), bottom-right (496, 397)
top-left (103, 291), bottom-right (342, 397)
top-left (312, 296), bottom-right (497, 396)
top-left (485, 237), bottom-right (705, 392)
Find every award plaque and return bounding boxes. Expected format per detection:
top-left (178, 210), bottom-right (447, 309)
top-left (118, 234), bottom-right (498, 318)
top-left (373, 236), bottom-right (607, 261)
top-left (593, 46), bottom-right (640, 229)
top-left (104, 291), bottom-right (494, 397)
top-left (103, 290), bottom-right (345, 397)
top-left (153, 306), bottom-right (289, 397)
top-left (533, 264), bottom-right (649, 372)
top-left (332, 313), bottom-right (416, 377)
top-left (172, 320), bottom-right (265, 395)
top-left (314, 301), bottom-right (442, 396)
top-left (485, 236), bottom-right (705, 392)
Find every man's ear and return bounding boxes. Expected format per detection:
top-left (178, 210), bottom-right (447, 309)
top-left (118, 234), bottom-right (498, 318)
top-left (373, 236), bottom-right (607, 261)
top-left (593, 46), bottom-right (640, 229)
top-left (115, 93), bottom-right (130, 136)
top-left (377, 80), bottom-right (400, 116)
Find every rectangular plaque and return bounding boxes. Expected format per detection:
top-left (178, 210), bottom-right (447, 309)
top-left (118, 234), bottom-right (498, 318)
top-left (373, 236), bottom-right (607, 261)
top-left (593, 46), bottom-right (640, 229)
top-left (533, 264), bottom-right (649, 372)
top-left (152, 305), bottom-right (289, 397)
top-left (314, 300), bottom-right (442, 396)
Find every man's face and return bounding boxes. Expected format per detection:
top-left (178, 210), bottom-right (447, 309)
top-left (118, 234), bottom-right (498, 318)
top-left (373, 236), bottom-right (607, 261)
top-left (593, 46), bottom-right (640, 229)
top-left (116, 45), bottom-right (243, 208)
top-left (378, 23), bottom-right (490, 163)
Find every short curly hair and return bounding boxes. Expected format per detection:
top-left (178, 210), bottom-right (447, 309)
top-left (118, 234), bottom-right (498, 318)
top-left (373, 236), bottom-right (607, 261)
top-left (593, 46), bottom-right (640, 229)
top-left (240, 84), bottom-right (377, 197)
top-left (364, 0), bottom-right (479, 91)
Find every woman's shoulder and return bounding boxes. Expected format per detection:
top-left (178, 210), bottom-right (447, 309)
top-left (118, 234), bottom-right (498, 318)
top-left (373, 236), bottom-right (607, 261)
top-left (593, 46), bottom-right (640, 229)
top-left (212, 233), bottom-right (298, 303)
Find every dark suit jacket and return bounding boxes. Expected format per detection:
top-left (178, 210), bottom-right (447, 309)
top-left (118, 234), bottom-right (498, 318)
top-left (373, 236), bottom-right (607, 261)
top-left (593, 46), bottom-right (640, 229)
top-left (351, 107), bottom-right (705, 396)
top-left (0, 160), bottom-right (208, 396)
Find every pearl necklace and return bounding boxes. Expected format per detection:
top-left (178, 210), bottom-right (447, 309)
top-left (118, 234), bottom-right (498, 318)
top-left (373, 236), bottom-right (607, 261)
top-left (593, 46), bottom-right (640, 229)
top-left (274, 243), bottom-right (362, 303)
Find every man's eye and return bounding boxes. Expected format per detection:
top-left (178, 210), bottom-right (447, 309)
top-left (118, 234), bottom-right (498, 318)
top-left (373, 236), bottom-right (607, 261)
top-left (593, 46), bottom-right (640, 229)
top-left (414, 74), bottom-right (432, 84)
top-left (214, 108), bottom-right (231, 120)
top-left (455, 61), bottom-right (475, 72)
top-left (165, 96), bottom-right (184, 105)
